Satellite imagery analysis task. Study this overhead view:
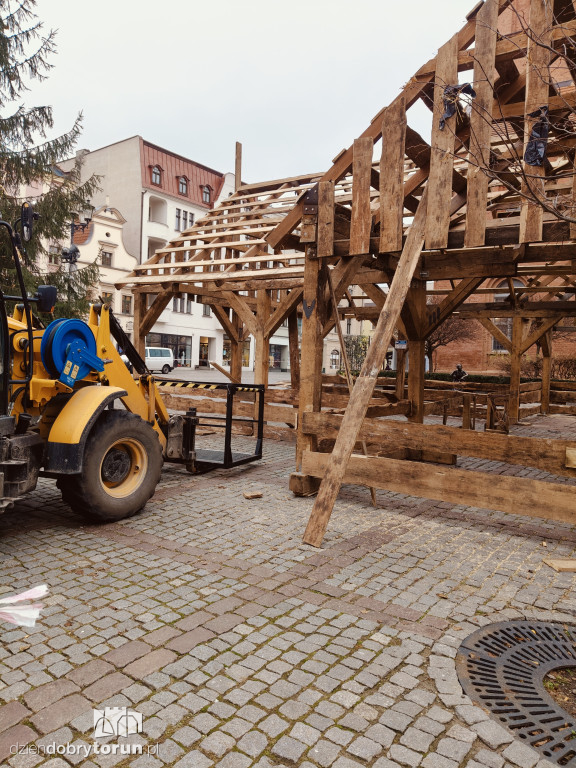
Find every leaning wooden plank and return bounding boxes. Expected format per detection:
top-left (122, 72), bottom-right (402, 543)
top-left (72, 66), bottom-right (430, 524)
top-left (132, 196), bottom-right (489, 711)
top-left (302, 412), bottom-right (576, 479)
top-left (425, 34), bottom-right (459, 249)
top-left (519, 0), bottom-right (552, 243)
top-left (350, 138), bottom-right (374, 255)
top-left (303, 451), bottom-right (576, 525)
top-left (302, 188), bottom-right (428, 548)
top-left (465, 0), bottom-right (498, 247)
top-left (379, 96), bottom-right (407, 253)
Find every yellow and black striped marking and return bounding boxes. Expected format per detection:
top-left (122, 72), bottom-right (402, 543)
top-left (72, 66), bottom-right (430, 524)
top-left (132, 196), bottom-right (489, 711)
top-left (157, 381), bottom-right (263, 393)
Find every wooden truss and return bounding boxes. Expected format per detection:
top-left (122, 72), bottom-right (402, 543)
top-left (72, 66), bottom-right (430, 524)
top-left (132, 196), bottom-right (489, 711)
top-left (119, 0), bottom-right (576, 545)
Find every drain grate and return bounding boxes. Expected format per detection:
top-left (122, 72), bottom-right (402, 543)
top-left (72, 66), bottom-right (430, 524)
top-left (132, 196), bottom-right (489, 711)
top-left (457, 620), bottom-right (576, 766)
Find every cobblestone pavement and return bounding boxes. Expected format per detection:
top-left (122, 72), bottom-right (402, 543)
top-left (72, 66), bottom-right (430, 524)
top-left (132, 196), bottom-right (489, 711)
top-left (1, 414), bottom-right (576, 768)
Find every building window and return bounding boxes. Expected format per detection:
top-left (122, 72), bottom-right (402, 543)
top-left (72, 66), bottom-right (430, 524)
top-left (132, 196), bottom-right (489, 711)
top-left (101, 292), bottom-right (113, 305)
top-left (175, 209), bottom-right (181, 230)
top-left (179, 177), bottom-right (188, 196)
top-left (189, 212), bottom-right (195, 226)
top-left (202, 185), bottom-right (211, 204)
top-left (101, 251), bottom-right (112, 267)
top-left (122, 295), bottom-right (132, 315)
top-left (330, 349), bottom-right (340, 369)
top-left (346, 319), bottom-right (352, 335)
top-left (48, 245), bottom-right (59, 265)
top-left (151, 166), bottom-right (162, 186)
top-left (182, 211), bottom-right (187, 230)
top-left (203, 303), bottom-right (211, 317)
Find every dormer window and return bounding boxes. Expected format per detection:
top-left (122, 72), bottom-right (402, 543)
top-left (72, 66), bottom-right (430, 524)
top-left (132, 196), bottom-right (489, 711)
top-left (178, 176), bottom-right (188, 196)
top-left (202, 185), bottom-right (212, 204)
top-left (151, 165), bottom-right (162, 186)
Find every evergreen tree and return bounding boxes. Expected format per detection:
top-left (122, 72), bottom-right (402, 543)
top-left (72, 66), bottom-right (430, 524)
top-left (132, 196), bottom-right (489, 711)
top-left (0, 0), bottom-right (99, 319)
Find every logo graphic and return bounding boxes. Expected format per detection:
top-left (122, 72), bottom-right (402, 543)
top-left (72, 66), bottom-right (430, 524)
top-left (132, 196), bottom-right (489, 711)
top-left (93, 707), bottom-right (143, 738)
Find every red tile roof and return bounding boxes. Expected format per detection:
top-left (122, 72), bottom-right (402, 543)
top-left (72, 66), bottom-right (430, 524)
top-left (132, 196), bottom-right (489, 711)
top-left (140, 139), bottom-right (225, 207)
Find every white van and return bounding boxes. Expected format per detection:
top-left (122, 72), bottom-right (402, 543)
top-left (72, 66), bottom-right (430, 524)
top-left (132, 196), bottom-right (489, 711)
top-left (145, 347), bottom-right (174, 374)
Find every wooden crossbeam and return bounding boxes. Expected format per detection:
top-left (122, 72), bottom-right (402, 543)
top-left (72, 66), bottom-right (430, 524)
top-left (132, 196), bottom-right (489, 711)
top-left (302, 188), bottom-right (428, 548)
top-left (264, 288), bottom-right (304, 338)
top-left (477, 317), bottom-right (512, 352)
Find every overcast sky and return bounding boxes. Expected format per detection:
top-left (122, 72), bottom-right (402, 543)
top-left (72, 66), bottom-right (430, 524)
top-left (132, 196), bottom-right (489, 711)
top-left (26, 0), bottom-right (472, 183)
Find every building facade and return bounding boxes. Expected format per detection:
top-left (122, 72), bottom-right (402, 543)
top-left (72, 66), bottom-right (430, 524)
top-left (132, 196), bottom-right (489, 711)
top-left (54, 137), bottom-right (299, 373)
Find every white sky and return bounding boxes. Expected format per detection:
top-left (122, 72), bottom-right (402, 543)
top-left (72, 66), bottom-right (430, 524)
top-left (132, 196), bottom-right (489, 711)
top-left (26, 0), bottom-right (473, 183)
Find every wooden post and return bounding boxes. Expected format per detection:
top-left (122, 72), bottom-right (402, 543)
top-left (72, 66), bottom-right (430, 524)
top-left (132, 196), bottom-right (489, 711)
top-left (235, 142), bottom-right (242, 192)
top-left (350, 137), bottom-right (373, 255)
top-left (230, 311), bottom-right (242, 383)
top-left (302, 188), bottom-right (428, 547)
top-left (380, 96), bottom-right (406, 253)
top-left (406, 279), bottom-right (426, 424)
top-left (317, 181), bottom-right (335, 259)
top-left (133, 292), bottom-right (147, 358)
top-left (254, 290), bottom-right (271, 387)
top-left (395, 345), bottom-right (407, 400)
top-left (288, 310), bottom-right (300, 391)
top-left (295, 245), bottom-right (322, 471)
top-left (509, 316), bottom-right (524, 423)
top-left (541, 329), bottom-right (552, 414)
top-left (426, 33), bottom-right (458, 250)
top-left (464, 0), bottom-right (498, 247)
top-left (408, 339), bottom-right (426, 423)
top-left (462, 394), bottom-right (472, 430)
top-left (519, 0), bottom-right (552, 243)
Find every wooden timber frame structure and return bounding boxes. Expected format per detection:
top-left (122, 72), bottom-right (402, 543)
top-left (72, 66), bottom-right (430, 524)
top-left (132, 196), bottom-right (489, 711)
top-left (119, 0), bottom-right (576, 546)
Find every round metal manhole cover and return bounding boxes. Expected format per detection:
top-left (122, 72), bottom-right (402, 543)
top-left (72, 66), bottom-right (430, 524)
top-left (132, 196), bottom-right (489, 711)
top-left (456, 620), bottom-right (576, 766)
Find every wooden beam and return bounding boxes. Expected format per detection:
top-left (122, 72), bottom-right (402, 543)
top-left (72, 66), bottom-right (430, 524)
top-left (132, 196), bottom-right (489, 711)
top-left (302, 451), bottom-right (576, 526)
top-left (465, 0), bottom-right (499, 247)
top-left (519, 0), bottom-right (552, 243)
top-left (350, 137), bottom-right (373, 255)
top-left (264, 288), bottom-right (304, 338)
top-left (211, 305), bottom-right (238, 342)
top-left (302, 412), bottom-right (576, 478)
top-left (140, 289), bottom-right (174, 336)
top-left (379, 96), bottom-right (406, 252)
top-left (426, 34), bottom-right (459, 249)
top-left (541, 329), bottom-right (552, 414)
top-left (235, 141), bottom-right (242, 192)
top-left (302, 188), bottom-right (428, 548)
top-left (519, 315), bottom-right (559, 354)
top-left (508, 316), bottom-right (524, 423)
top-left (254, 289), bottom-right (271, 388)
top-left (132, 292), bottom-right (146, 358)
top-left (317, 181), bottom-right (335, 258)
top-left (222, 291), bottom-right (258, 338)
top-left (209, 360), bottom-right (240, 384)
top-left (477, 317), bottom-right (512, 352)
top-left (296, 245), bottom-right (323, 470)
top-left (288, 310), bottom-right (300, 391)
top-left (424, 277), bottom-right (485, 336)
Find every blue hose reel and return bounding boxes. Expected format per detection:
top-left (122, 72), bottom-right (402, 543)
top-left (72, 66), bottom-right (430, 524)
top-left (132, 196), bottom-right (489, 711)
top-left (41, 319), bottom-right (104, 388)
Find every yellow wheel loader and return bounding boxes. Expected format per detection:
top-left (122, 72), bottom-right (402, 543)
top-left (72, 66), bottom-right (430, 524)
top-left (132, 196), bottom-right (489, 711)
top-left (0, 204), bottom-right (264, 522)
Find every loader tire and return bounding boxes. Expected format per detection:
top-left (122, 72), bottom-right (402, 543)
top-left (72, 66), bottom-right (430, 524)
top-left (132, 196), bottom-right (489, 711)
top-left (58, 410), bottom-right (163, 523)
